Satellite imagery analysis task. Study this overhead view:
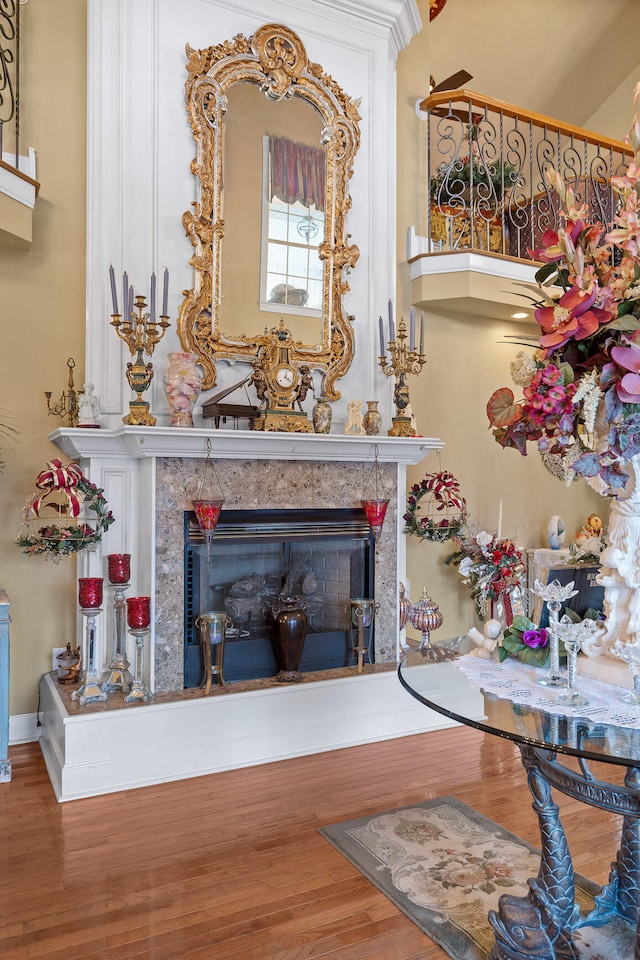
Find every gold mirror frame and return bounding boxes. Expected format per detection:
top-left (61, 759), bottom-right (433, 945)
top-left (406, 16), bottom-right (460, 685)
top-left (179, 23), bottom-right (361, 398)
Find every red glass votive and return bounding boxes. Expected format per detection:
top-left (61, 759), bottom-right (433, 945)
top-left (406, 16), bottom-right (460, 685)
top-left (107, 553), bottom-right (131, 584)
top-left (78, 577), bottom-right (103, 609)
top-left (127, 596), bottom-right (151, 630)
top-left (193, 499), bottom-right (224, 532)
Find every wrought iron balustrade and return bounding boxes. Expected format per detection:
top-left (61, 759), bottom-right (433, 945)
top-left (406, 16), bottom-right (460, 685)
top-left (420, 88), bottom-right (633, 262)
top-left (0, 0), bottom-right (21, 170)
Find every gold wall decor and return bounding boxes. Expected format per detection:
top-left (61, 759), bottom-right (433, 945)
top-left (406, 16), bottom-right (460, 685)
top-left (179, 23), bottom-right (361, 399)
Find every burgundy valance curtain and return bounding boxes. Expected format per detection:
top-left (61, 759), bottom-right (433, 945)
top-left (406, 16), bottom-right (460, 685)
top-left (269, 136), bottom-right (326, 212)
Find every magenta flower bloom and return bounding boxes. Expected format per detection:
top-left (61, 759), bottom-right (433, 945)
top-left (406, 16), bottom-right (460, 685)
top-left (611, 341), bottom-right (640, 403)
top-left (536, 286), bottom-right (613, 350)
top-left (522, 628), bottom-right (548, 649)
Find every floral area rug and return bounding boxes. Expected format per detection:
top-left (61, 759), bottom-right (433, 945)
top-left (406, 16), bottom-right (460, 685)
top-left (319, 796), bottom-right (635, 959)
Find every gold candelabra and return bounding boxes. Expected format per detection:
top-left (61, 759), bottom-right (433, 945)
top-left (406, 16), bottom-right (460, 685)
top-left (111, 294), bottom-right (170, 426)
top-left (45, 357), bottom-right (79, 428)
top-left (379, 315), bottom-right (426, 437)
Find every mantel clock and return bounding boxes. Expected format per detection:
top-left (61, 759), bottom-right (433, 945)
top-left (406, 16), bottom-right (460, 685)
top-left (251, 321), bottom-right (313, 432)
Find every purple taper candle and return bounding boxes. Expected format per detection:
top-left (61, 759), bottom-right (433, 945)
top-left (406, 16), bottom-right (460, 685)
top-left (129, 284), bottom-right (134, 322)
top-left (378, 315), bottom-right (385, 357)
top-left (150, 272), bottom-right (156, 323)
top-left (162, 267), bottom-right (169, 317)
top-left (122, 271), bottom-right (129, 320)
top-left (388, 299), bottom-right (395, 342)
top-left (419, 312), bottom-right (425, 355)
top-left (409, 307), bottom-right (415, 351)
top-left (109, 264), bottom-right (119, 315)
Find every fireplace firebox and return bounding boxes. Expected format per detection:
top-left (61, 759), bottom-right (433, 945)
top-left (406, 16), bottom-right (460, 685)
top-left (184, 508), bottom-right (374, 685)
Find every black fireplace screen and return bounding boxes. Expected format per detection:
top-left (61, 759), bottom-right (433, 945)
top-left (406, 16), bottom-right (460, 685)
top-left (184, 508), bottom-right (374, 685)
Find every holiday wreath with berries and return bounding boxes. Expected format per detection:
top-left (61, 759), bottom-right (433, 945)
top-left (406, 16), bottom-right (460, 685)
top-left (404, 470), bottom-right (467, 543)
top-left (17, 458), bottom-right (114, 560)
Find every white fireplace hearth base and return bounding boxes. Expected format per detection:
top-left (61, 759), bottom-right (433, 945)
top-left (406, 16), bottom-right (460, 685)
top-left (38, 667), bottom-right (475, 802)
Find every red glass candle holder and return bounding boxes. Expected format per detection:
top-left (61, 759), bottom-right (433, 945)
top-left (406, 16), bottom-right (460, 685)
top-left (127, 596), bottom-right (151, 630)
top-left (361, 498), bottom-right (390, 545)
top-left (78, 577), bottom-right (103, 609)
top-left (107, 553), bottom-right (131, 584)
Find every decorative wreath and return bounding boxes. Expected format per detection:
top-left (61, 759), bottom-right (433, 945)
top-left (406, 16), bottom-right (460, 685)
top-left (404, 470), bottom-right (466, 543)
top-left (17, 458), bottom-right (115, 560)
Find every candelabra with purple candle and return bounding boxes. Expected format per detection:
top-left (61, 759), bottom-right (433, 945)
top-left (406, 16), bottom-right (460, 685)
top-left (109, 265), bottom-right (170, 426)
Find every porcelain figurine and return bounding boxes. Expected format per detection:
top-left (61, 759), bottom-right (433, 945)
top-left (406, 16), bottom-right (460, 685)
top-left (546, 515), bottom-right (566, 550)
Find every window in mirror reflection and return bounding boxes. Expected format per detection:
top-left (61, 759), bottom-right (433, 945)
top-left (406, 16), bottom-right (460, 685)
top-left (260, 135), bottom-right (325, 317)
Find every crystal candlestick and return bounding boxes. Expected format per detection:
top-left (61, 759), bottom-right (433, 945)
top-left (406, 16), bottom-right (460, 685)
top-left (102, 554), bottom-right (133, 695)
top-left (612, 640), bottom-right (640, 704)
top-left (554, 616), bottom-right (600, 709)
top-left (532, 578), bottom-right (578, 687)
top-left (73, 578), bottom-right (108, 706)
top-left (124, 596), bottom-right (153, 703)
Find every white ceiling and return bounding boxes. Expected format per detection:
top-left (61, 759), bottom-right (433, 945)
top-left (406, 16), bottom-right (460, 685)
top-left (423, 0), bottom-right (640, 134)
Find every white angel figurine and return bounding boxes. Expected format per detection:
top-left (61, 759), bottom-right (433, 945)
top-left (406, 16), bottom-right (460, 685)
top-left (467, 619), bottom-right (503, 658)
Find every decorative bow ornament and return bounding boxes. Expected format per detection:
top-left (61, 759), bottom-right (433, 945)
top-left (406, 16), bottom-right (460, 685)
top-left (32, 459), bottom-right (85, 518)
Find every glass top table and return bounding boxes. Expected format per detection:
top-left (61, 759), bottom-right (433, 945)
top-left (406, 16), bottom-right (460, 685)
top-left (398, 641), bottom-right (640, 770)
top-left (398, 641), bottom-right (640, 959)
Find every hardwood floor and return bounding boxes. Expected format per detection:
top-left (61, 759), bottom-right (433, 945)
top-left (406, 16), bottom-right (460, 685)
top-left (0, 728), bottom-right (624, 959)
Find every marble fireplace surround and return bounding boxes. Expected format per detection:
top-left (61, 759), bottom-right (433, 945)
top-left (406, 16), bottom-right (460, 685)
top-left (50, 427), bottom-right (443, 690)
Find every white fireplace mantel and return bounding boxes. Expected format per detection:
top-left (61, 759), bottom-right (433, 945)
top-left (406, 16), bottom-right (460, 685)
top-left (49, 426), bottom-right (443, 464)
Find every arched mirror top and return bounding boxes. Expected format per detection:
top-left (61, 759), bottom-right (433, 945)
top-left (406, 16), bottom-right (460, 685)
top-left (179, 23), bottom-right (361, 398)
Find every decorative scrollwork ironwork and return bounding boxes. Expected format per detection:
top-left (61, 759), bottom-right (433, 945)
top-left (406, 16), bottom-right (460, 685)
top-left (0, 0), bottom-right (18, 126)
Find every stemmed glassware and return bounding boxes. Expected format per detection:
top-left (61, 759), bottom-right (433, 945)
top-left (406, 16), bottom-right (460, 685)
top-left (612, 640), bottom-right (640, 704)
top-left (73, 578), bottom-right (108, 706)
top-left (124, 596), bottom-right (154, 703)
top-left (554, 616), bottom-right (601, 709)
top-left (532, 578), bottom-right (578, 687)
top-left (101, 554), bottom-right (133, 694)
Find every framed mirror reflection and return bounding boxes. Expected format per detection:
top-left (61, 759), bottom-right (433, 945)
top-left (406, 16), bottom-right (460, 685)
top-left (179, 23), bottom-right (362, 400)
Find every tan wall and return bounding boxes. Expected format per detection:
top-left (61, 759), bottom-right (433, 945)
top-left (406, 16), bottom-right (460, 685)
top-left (0, 0), bottom-right (86, 716)
top-left (397, 0), bottom-right (603, 639)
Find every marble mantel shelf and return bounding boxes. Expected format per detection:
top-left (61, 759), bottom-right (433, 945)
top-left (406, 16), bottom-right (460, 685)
top-left (49, 427), bottom-right (443, 465)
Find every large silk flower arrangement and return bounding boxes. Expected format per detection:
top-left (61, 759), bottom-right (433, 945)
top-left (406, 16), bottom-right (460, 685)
top-left (487, 85), bottom-right (640, 497)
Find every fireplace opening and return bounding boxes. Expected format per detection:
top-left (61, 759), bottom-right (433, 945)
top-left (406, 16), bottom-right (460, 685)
top-left (184, 508), bottom-right (375, 686)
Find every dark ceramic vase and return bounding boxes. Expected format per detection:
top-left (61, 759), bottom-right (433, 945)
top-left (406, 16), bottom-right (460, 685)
top-left (273, 596), bottom-right (307, 682)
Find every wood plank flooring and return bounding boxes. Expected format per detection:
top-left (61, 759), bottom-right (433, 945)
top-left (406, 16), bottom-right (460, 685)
top-left (0, 728), bottom-right (625, 959)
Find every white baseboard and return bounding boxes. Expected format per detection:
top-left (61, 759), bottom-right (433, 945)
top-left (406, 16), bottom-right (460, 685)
top-left (9, 712), bottom-right (39, 744)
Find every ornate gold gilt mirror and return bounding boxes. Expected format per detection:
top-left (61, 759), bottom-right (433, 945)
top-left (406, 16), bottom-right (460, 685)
top-left (179, 23), bottom-right (361, 399)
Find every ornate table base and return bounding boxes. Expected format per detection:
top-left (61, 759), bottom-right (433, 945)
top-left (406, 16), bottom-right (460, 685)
top-left (488, 744), bottom-right (640, 960)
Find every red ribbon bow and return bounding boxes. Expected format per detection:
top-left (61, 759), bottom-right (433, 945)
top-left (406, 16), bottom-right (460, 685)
top-left (32, 459), bottom-right (85, 519)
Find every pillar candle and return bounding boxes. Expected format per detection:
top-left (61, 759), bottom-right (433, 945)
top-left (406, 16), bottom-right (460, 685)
top-left (378, 315), bottom-right (385, 357)
top-left (388, 299), bottom-right (395, 342)
top-left (409, 307), bottom-right (415, 351)
top-left (109, 264), bottom-right (119, 315)
top-left (162, 267), bottom-right (169, 317)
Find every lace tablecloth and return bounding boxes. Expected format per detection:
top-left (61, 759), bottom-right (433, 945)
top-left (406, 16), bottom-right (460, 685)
top-left (457, 653), bottom-right (640, 729)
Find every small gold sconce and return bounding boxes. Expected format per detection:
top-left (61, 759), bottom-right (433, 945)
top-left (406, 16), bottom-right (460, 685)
top-left (44, 358), bottom-right (79, 428)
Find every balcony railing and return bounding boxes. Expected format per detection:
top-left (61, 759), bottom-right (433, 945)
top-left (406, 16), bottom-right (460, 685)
top-left (420, 89), bottom-right (633, 262)
top-left (0, 0), bottom-right (21, 171)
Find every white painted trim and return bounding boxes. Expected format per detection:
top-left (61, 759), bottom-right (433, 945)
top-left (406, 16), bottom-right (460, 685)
top-left (49, 426), bottom-right (442, 464)
top-left (38, 669), bottom-right (476, 801)
top-left (0, 149), bottom-right (37, 207)
top-left (9, 711), bottom-right (39, 744)
top-left (407, 227), bottom-right (539, 283)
